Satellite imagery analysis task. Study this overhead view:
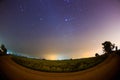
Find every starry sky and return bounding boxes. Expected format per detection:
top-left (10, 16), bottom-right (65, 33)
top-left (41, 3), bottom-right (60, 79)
top-left (0, 0), bottom-right (120, 60)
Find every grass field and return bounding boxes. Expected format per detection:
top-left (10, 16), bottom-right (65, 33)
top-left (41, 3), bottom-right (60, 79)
top-left (11, 54), bottom-right (108, 72)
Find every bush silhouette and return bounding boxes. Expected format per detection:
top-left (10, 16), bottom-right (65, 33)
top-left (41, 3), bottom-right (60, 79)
top-left (95, 53), bottom-right (99, 57)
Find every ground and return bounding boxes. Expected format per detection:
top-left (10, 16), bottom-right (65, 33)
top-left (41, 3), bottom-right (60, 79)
top-left (0, 54), bottom-right (120, 80)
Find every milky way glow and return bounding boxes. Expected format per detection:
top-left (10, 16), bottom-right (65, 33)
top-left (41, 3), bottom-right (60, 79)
top-left (0, 0), bottom-right (120, 60)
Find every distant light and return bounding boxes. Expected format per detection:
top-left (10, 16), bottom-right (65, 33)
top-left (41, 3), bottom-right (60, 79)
top-left (57, 55), bottom-right (70, 60)
top-left (7, 50), bottom-right (13, 54)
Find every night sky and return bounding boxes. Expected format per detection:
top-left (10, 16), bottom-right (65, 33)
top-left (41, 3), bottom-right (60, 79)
top-left (0, 0), bottom-right (120, 60)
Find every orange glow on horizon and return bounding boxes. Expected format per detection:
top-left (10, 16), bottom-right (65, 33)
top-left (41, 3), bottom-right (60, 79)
top-left (43, 53), bottom-right (58, 60)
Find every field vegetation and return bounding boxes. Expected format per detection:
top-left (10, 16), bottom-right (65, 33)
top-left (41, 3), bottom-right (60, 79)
top-left (12, 54), bottom-right (108, 72)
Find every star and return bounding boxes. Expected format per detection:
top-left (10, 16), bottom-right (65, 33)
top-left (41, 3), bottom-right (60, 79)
top-left (31, 23), bottom-right (35, 26)
top-left (20, 8), bottom-right (24, 12)
top-left (64, 16), bottom-right (74, 23)
top-left (39, 0), bottom-right (42, 2)
top-left (63, 34), bottom-right (67, 38)
top-left (79, 9), bottom-right (83, 12)
top-left (19, 4), bottom-right (24, 13)
top-left (40, 18), bottom-right (43, 21)
top-left (64, 18), bottom-right (68, 22)
top-left (64, 0), bottom-right (70, 3)
top-left (19, 4), bottom-right (22, 8)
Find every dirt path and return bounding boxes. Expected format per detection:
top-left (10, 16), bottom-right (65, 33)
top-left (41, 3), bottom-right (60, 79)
top-left (0, 54), bottom-right (120, 80)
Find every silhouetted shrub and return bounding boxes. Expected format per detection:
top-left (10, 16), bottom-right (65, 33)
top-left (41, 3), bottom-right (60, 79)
top-left (95, 53), bottom-right (99, 57)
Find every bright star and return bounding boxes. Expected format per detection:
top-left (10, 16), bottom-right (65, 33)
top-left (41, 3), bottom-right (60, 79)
top-left (65, 18), bottom-right (68, 22)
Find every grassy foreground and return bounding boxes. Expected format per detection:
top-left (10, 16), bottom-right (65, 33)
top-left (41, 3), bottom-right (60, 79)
top-left (11, 54), bottom-right (108, 72)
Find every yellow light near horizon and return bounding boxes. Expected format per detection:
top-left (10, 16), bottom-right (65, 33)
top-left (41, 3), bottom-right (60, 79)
top-left (81, 52), bottom-right (94, 58)
top-left (80, 49), bottom-right (103, 58)
top-left (47, 55), bottom-right (57, 60)
top-left (43, 53), bottom-right (58, 60)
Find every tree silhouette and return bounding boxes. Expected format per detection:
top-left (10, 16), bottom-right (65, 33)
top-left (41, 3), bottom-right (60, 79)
top-left (0, 44), bottom-right (7, 55)
top-left (115, 46), bottom-right (118, 51)
top-left (102, 41), bottom-right (114, 54)
top-left (0, 49), bottom-right (2, 55)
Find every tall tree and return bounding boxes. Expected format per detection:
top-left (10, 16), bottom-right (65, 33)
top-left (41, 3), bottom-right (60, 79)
top-left (0, 44), bottom-right (7, 54)
top-left (102, 41), bottom-right (114, 54)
